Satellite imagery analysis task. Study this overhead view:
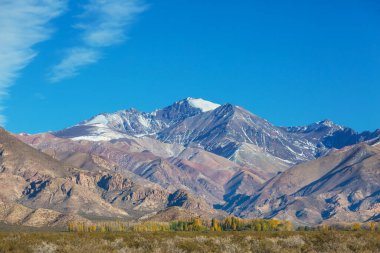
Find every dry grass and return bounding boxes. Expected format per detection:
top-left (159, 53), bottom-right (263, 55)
top-left (0, 231), bottom-right (379, 253)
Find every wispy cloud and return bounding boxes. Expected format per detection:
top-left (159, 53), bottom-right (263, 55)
top-left (0, 0), bottom-right (66, 125)
top-left (49, 47), bottom-right (100, 83)
top-left (49, 0), bottom-right (146, 82)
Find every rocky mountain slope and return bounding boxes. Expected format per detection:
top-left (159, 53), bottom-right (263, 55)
top-left (54, 98), bottom-right (380, 167)
top-left (224, 142), bottom-right (380, 225)
top-left (0, 128), bottom-right (217, 227)
top-left (18, 132), bottom-right (265, 206)
top-left (9, 98), bottom-right (380, 226)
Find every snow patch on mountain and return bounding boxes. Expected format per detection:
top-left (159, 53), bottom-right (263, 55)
top-left (69, 125), bottom-right (131, 142)
top-left (186, 98), bottom-right (220, 112)
top-left (85, 114), bottom-right (110, 126)
top-left (53, 98), bottom-right (380, 166)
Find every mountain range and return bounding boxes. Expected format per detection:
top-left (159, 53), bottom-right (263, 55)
top-left (1, 98), bottom-right (379, 227)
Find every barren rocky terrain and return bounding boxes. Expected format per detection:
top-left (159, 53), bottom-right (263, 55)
top-left (1, 98), bottom-right (379, 227)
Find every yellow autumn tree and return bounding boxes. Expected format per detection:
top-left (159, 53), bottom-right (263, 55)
top-left (352, 223), bottom-right (361, 231)
top-left (369, 222), bottom-right (376, 232)
top-left (211, 218), bottom-right (222, 231)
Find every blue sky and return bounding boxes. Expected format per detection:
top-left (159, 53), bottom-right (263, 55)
top-left (1, 0), bottom-right (379, 133)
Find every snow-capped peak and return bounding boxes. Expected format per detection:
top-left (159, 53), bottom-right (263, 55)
top-left (317, 119), bottom-right (336, 127)
top-left (185, 98), bottom-right (220, 112)
top-left (85, 114), bottom-right (110, 126)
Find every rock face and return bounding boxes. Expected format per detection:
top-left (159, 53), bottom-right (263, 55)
top-left (0, 202), bottom-right (88, 228)
top-left (224, 143), bottom-right (380, 225)
top-left (8, 98), bottom-right (380, 226)
top-left (0, 128), bottom-right (215, 228)
top-left (18, 132), bottom-right (263, 206)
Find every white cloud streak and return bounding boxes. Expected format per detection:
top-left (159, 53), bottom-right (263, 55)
top-left (0, 0), bottom-right (67, 125)
top-left (49, 47), bottom-right (100, 83)
top-left (49, 0), bottom-right (146, 82)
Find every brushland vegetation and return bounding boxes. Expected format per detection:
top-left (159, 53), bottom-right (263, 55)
top-left (67, 217), bottom-right (294, 233)
top-left (0, 230), bottom-right (380, 253)
top-left (66, 217), bottom-right (379, 233)
top-left (0, 219), bottom-right (379, 253)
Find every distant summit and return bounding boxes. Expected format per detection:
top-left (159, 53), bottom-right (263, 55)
top-left (184, 97), bottom-right (220, 112)
top-left (54, 98), bottom-right (380, 164)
